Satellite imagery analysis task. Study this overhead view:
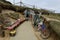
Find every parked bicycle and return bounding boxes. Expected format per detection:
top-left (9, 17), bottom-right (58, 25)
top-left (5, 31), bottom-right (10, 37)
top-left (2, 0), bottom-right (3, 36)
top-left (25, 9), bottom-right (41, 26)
top-left (38, 19), bottom-right (50, 39)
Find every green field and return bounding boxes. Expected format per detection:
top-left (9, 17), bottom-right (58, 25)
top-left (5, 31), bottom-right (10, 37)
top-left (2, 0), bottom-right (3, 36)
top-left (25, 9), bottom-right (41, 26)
top-left (44, 14), bottom-right (60, 20)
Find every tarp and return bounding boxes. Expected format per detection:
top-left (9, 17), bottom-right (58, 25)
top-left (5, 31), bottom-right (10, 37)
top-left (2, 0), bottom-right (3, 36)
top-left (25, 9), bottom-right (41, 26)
top-left (6, 18), bottom-right (25, 30)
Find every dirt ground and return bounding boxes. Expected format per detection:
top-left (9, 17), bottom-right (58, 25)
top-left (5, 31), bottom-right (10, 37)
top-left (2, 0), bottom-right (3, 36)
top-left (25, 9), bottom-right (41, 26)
top-left (0, 10), bottom-right (59, 40)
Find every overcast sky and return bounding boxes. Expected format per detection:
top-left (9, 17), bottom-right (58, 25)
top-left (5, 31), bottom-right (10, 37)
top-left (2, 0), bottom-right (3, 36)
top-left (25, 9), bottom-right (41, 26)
top-left (6, 0), bottom-right (60, 13)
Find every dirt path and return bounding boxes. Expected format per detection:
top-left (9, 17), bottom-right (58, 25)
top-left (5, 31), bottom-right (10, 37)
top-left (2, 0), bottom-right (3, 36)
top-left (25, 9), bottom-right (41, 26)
top-left (10, 21), bottom-right (38, 40)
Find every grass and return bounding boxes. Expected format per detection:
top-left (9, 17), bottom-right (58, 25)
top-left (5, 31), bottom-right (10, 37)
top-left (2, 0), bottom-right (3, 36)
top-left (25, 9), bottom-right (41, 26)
top-left (0, 13), bottom-right (12, 27)
top-left (49, 21), bottom-right (60, 37)
top-left (44, 14), bottom-right (60, 20)
top-left (7, 13), bottom-right (20, 20)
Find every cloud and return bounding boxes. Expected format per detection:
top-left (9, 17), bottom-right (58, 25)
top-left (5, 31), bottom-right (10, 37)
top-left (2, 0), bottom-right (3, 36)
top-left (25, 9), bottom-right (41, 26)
top-left (38, 0), bottom-right (60, 13)
top-left (6, 0), bottom-right (60, 13)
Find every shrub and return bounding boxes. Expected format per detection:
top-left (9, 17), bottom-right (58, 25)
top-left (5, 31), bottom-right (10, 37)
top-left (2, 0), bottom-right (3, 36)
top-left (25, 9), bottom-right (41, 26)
top-left (0, 6), bottom-right (2, 13)
top-left (0, 13), bottom-right (11, 27)
top-left (8, 13), bottom-right (19, 20)
top-left (49, 21), bottom-right (60, 37)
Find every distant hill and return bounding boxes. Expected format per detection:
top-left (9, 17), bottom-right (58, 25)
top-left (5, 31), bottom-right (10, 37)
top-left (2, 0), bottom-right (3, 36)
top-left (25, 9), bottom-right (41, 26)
top-left (0, 0), bottom-right (26, 12)
top-left (0, 0), bottom-right (56, 14)
top-left (0, 0), bottom-right (12, 4)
